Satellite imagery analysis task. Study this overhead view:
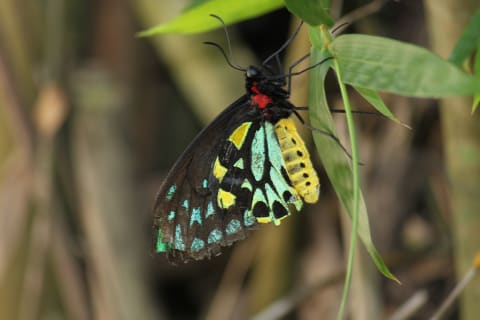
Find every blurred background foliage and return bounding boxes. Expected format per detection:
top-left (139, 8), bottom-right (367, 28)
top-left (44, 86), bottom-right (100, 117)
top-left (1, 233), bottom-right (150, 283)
top-left (0, 0), bottom-right (479, 319)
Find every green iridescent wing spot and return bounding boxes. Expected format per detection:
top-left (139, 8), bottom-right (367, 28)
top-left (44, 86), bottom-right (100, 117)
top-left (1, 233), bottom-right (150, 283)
top-left (245, 122), bottom-right (305, 225)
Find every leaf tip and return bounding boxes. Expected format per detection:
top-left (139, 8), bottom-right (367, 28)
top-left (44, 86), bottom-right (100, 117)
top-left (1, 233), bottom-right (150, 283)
top-left (394, 118), bottom-right (412, 130)
top-left (387, 272), bottom-right (402, 285)
top-left (136, 27), bottom-right (160, 38)
top-left (370, 249), bottom-right (400, 283)
top-left (471, 95), bottom-right (480, 114)
top-left (136, 31), bottom-right (149, 38)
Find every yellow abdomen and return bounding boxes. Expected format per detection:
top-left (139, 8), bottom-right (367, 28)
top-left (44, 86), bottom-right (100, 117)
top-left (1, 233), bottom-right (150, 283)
top-left (274, 118), bottom-right (320, 203)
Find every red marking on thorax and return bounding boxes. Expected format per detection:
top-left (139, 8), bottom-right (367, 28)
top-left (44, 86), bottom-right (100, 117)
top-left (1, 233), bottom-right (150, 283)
top-left (250, 83), bottom-right (272, 109)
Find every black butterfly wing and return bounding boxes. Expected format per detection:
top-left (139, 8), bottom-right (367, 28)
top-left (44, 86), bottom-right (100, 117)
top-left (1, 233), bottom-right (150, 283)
top-left (153, 96), bottom-right (260, 262)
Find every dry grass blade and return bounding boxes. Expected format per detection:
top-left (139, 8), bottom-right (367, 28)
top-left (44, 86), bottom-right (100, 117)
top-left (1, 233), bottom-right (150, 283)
top-left (17, 206), bottom-right (52, 320)
top-left (18, 143), bottom-right (55, 320)
top-left (430, 258), bottom-right (479, 320)
top-left (252, 270), bottom-right (345, 320)
top-left (51, 215), bottom-right (91, 320)
top-left (0, 153), bottom-right (32, 280)
top-left (72, 68), bottom-right (156, 320)
top-left (204, 237), bottom-right (258, 320)
top-left (0, 50), bottom-right (35, 156)
top-left (424, 1), bottom-right (480, 317)
top-left (388, 290), bottom-right (428, 320)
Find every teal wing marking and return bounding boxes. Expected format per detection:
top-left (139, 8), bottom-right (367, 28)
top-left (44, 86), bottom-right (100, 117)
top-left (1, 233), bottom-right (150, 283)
top-left (251, 125), bottom-right (266, 181)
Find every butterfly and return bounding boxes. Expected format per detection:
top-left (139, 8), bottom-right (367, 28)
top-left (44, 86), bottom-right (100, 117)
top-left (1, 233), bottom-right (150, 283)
top-left (152, 17), bottom-right (329, 263)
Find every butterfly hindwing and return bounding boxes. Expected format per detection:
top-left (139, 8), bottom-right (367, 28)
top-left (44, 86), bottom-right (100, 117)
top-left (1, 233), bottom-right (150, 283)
top-left (210, 121), bottom-right (304, 228)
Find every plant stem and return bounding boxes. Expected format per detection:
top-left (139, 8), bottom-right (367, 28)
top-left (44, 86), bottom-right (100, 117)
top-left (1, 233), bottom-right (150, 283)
top-left (334, 58), bottom-right (360, 320)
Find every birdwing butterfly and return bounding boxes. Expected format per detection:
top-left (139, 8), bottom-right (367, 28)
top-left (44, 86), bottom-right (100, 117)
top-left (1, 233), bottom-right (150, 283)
top-left (152, 16), bottom-right (328, 263)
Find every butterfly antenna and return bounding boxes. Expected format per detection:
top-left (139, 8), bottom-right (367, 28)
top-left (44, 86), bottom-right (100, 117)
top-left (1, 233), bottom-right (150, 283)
top-left (275, 54), bottom-right (283, 78)
top-left (206, 14), bottom-right (245, 72)
top-left (262, 20), bottom-right (304, 66)
top-left (204, 41), bottom-right (245, 71)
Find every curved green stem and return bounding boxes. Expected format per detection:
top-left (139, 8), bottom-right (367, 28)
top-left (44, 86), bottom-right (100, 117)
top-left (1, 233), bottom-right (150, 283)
top-left (334, 58), bottom-right (360, 320)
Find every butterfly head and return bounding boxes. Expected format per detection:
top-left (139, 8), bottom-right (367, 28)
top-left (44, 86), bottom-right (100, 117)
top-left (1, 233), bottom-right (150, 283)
top-left (246, 66), bottom-right (288, 104)
top-left (245, 66), bottom-right (285, 92)
top-left (245, 65), bottom-right (260, 78)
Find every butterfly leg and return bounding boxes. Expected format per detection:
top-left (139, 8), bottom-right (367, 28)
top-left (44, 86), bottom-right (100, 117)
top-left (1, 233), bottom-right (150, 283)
top-left (287, 53), bottom-right (310, 95)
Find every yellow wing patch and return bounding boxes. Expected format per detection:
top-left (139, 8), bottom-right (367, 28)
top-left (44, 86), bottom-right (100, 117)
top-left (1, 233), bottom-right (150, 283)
top-left (213, 157), bottom-right (228, 182)
top-left (256, 217), bottom-right (272, 223)
top-left (228, 122), bottom-right (252, 149)
top-left (217, 189), bottom-right (236, 209)
top-left (274, 118), bottom-right (320, 203)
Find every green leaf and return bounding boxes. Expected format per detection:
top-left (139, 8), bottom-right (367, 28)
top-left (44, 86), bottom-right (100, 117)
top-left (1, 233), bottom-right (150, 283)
top-left (308, 28), bottom-right (398, 282)
top-left (330, 34), bottom-right (480, 97)
top-left (472, 95), bottom-right (480, 113)
top-left (138, 0), bottom-right (283, 35)
top-left (322, 0), bottom-right (332, 9)
top-left (474, 41), bottom-right (480, 76)
top-left (354, 86), bottom-right (410, 128)
top-left (473, 43), bottom-right (480, 113)
top-left (284, 0), bottom-right (334, 27)
top-left (184, 0), bottom-right (211, 10)
top-left (449, 8), bottom-right (480, 66)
